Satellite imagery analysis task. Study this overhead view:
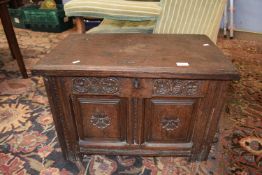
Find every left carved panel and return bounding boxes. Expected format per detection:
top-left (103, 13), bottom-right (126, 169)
top-left (72, 77), bottom-right (120, 94)
top-left (71, 95), bottom-right (128, 148)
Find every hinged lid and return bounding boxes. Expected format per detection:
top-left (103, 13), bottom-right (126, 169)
top-left (32, 34), bottom-right (239, 80)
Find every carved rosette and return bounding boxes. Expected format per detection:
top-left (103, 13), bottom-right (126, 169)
top-left (153, 79), bottom-right (200, 96)
top-left (73, 77), bottom-right (119, 94)
top-left (90, 112), bottom-right (111, 129)
top-left (161, 118), bottom-right (181, 131)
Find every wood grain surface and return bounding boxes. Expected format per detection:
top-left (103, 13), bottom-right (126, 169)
top-left (33, 34), bottom-right (239, 80)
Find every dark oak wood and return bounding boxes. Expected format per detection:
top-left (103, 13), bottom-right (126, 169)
top-left (32, 34), bottom-right (239, 162)
top-left (0, 0), bottom-right (28, 78)
top-left (71, 95), bottom-right (128, 148)
top-left (8, 0), bottom-right (23, 8)
top-left (144, 98), bottom-right (197, 143)
top-left (33, 34), bottom-right (239, 80)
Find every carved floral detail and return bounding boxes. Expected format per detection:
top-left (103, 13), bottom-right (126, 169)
top-left (161, 118), bottom-right (180, 131)
top-left (153, 79), bottom-right (200, 96)
top-left (90, 112), bottom-right (111, 129)
top-left (73, 77), bottom-right (119, 94)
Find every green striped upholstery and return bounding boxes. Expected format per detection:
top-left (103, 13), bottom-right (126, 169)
top-left (87, 19), bottom-right (155, 33)
top-left (64, 0), bottom-right (161, 21)
top-left (154, 0), bottom-right (226, 43)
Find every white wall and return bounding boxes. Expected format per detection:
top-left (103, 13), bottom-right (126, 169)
top-left (230, 0), bottom-right (262, 33)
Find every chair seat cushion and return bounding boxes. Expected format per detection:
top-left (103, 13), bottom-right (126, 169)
top-left (86, 19), bottom-right (156, 33)
top-left (64, 0), bottom-right (161, 21)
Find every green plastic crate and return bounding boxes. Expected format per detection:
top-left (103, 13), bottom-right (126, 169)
top-left (8, 6), bottom-right (35, 29)
top-left (23, 5), bottom-right (73, 33)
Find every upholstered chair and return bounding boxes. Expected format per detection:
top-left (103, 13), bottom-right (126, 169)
top-left (64, 0), bottom-right (226, 43)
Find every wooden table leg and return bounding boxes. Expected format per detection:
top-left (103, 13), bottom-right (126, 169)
top-left (0, 2), bottom-right (28, 78)
top-left (75, 17), bottom-right (85, 33)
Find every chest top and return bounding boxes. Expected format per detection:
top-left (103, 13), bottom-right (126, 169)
top-left (32, 34), bottom-right (239, 80)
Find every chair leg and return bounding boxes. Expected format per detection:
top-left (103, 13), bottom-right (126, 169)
top-left (75, 17), bottom-right (85, 33)
top-left (223, 2), bottom-right (228, 38)
top-left (229, 0), bottom-right (234, 39)
top-left (0, 3), bottom-right (28, 78)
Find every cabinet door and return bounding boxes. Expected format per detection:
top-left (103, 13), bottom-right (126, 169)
top-left (71, 95), bottom-right (128, 148)
top-left (144, 98), bottom-right (197, 149)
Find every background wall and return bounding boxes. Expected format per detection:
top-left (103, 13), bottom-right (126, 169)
top-left (233, 0), bottom-right (262, 33)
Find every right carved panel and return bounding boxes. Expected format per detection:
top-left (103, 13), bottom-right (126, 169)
top-left (144, 98), bottom-right (197, 145)
top-left (153, 79), bottom-right (203, 97)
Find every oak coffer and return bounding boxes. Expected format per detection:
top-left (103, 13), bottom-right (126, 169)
top-left (32, 34), bottom-right (239, 162)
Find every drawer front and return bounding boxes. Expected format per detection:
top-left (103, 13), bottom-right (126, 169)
top-left (71, 95), bottom-right (128, 147)
top-left (152, 79), bottom-right (206, 97)
top-left (144, 98), bottom-right (197, 148)
top-left (72, 77), bottom-right (121, 95)
top-left (67, 77), bottom-right (207, 98)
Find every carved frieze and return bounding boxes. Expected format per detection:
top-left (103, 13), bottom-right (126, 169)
top-left (161, 117), bottom-right (180, 131)
top-left (73, 77), bottom-right (119, 94)
top-left (153, 79), bottom-right (201, 96)
top-left (90, 112), bottom-right (111, 129)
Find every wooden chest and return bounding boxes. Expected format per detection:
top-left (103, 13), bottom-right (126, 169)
top-left (32, 34), bottom-right (239, 162)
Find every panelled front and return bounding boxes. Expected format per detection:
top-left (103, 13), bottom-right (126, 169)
top-left (71, 95), bottom-right (128, 147)
top-left (144, 98), bottom-right (197, 147)
top-left (64, 76), bottom-right (208, 154)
